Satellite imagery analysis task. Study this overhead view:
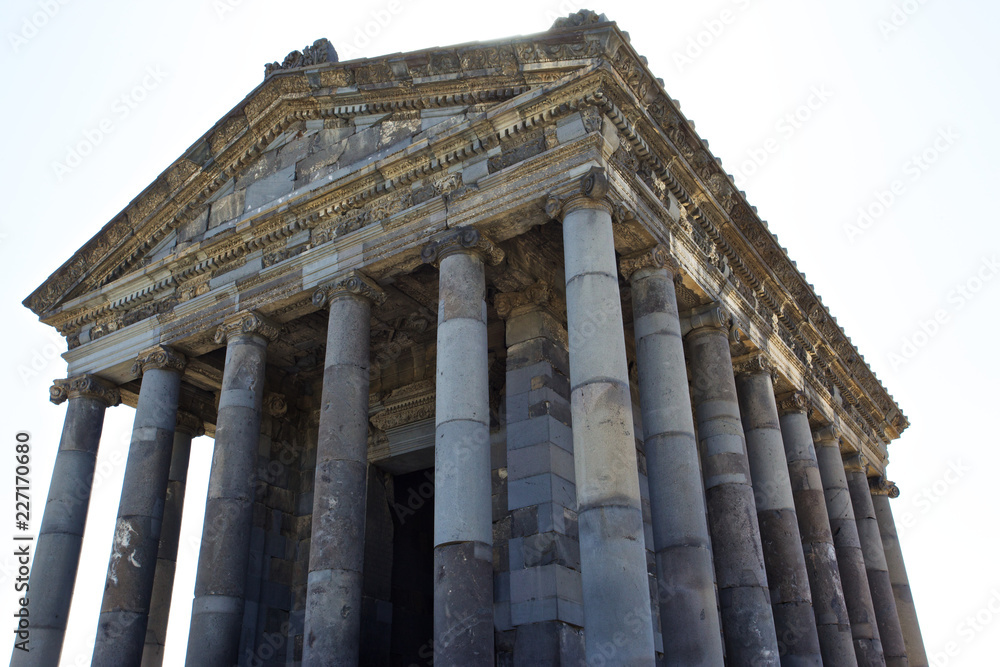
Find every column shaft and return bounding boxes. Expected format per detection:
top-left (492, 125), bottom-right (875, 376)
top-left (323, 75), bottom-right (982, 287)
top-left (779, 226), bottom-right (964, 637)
top-left (94, 353), bottom-right (184, 665)
top-left (779, 406), bottom-right (857, 666)
top-left (304, 291), bottom-right (374, 666)
top-left (433, 249), bottom-right (494, 665)
top-left (187, 325), bottom-right (269, 666)
top-left (872, 491), bottom-right (927, 667)
top-left (562, 201), bottom-right (655, 664)
top-left (736, 367), bottom-right (822, 665)
top-left (11, 377), bottom-right (117, 667)
top-left (627, 254), bottom-right (723, 665)
top-left (847, 464), bottom-right (908, 667)
top-left (814, 432), bottom-right (886, 666)
top-left (142, 418), bottom-right (197, 667)
top-left (685, 309), bottom-right (779, 666)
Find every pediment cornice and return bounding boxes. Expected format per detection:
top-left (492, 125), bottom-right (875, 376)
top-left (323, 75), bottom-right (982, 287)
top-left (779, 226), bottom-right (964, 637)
top-left (27, 11), bottom-right (907, 445)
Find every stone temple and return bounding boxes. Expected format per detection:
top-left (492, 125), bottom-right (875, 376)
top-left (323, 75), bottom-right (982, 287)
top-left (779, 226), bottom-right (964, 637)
top-left (18, 10), bottom-right (925, 667)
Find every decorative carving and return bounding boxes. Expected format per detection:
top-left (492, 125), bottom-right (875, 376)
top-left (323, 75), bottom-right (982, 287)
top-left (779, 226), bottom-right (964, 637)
top-left (131, 345), bottom-right (187, 378)
top-left (619, 245), bottom-right (678, 280)
top-left (263, 392), bottom-right (288, 418)
top-left (869, 476), bottom-right (901, 498)
top-left (370, 380), bottom-right (436, 431)
top-left (683, 303), bottom-right (730, 333)
top-left (214, 311), bottom-right (282, 345)
top-left (49, 375), bottom-right (120, 407)
top-left (842, 453), bottom-right (869, 474)
top-left (494, 281), bottom-right (555, 320)
top-left (733, 352), bottom-right (773, 378)
top-left (611, 202), bottom-right (636, 225)
top-left (776, 391), bottom-right (810, 416)
top-left (312, 271), bottom-right (386, 308)
top-left (550, 9), bottom-right (606, 30)
top-left (420, 228), bottom-right (504, 266)
top-left (175, 411), bottom-right (205, 437)
top-left (544, 195), bottom-right (564, 220)
top-left (265, 38), bottom-right (339, 77)
top-left (580, 165), bottom-right (609, 200)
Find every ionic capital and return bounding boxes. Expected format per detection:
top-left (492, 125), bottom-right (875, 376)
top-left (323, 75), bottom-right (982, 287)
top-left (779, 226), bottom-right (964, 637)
top-left (420, 228), bottom-right (504, 266)
top-left (619, 245), bottom-right (680, 281)
top-left (175, 411), bottom-right (205, 437)
top-left (132, 345), bottom-right (187, 377)
top-left (214, 311), bottom-right (282, 345)
top-left (546, 166), bottom-right (613, 219)
top-left (777, 391), bottom-right (810, 416)
top-left (733, 352), bottom-right (774, 379)
top-left (312, 270), bottom-right (386, 309)
top-left (842, 453), bottom-right (870, 474)
top-left (49, 374), bottom-right (121, 407)
top-left (494, 281), bottom-right (556, 320)
top-left (869, 476), bottom-right (901, 498)
top-left (813, 426), bottom-right (842, 449)
top-left (681, 302), bottom-right (731, 335)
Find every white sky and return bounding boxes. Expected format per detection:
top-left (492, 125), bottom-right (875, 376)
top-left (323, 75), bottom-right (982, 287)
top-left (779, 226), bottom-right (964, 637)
top-left (1, 0), bottom-right (996, 665)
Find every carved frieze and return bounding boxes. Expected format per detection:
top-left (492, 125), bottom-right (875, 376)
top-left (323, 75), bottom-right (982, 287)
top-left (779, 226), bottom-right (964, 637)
top-left (370, 379), bottom-right (435, 431)
top-left (494, 281), bottom-right (556, 320)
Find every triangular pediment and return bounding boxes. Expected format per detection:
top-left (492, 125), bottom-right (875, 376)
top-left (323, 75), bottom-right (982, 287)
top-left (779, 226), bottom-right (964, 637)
top-left (25, 13), bottom-right (616, 319)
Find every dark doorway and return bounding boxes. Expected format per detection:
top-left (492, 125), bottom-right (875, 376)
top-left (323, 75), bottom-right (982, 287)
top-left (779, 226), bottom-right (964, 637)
top-left (389, 467), bottom-right (435, 666)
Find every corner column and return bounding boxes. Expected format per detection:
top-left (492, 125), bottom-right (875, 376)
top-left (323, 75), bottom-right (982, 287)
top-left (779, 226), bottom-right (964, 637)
top-left (186, 311), bottom-right (279, 666)
top-left (813, 428), bottom-right (885, 666)
top-left (11, 376), bottom-right (119, 667)
top-left (142, 411), bottom-right (202, 667)
top-left (549, 168), bottom-right (656, 664)
top-left (303, 272), bottom-right (385, 667)
top-left (778, 394), bottom-right (857, 666)
top-left (846, 457), bottom-right (908, 667)
top-left (734, 355), bottom-right (821, 665)
top-left (870, 480), bottom-right (927, 667)
top-left (422, 229), bottom-right (502, 666)
top-left (93, 346), bottom-right (186, 665)
top-left (684, 304), bottom-right (779, 666)
top-left (621, 246), bottom-right (723, 665)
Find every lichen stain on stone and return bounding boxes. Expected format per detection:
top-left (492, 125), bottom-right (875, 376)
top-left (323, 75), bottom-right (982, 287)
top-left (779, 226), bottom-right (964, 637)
top-left (109, 519), bottom-right (139, 586)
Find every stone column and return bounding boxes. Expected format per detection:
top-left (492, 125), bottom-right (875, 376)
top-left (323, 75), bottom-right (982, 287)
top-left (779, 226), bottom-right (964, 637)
top-left (142, 411), bottom-right (202, 667)
top-left (303, 272), bottom-right (385, 667)
top-left (496, 281), bottom-right (585, 663)
top-left (422, 229), bottom-right (503, 666)
top-left (548, 168), bottom-right (656, 665)
top-left (778, 394), bottom-right (857, 667)
top-left (846, 457), bottom-right (908, 667)
top-left (871, 480), bottom-right (927, 667)
top-left (621, 246), bottom-right (723, 666)
top-left (11, 376), bottom-right (119, 667)
top-left (813, 427), bottom-right (885, 666)
top-left (684, 303), bottom-right (779, 666)
top-left (93, 346), bottom-right (186, 665)
top-left (186, 311), bottom-right (279, 667)
top-left (734, 356), bottom-right (822, 665)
